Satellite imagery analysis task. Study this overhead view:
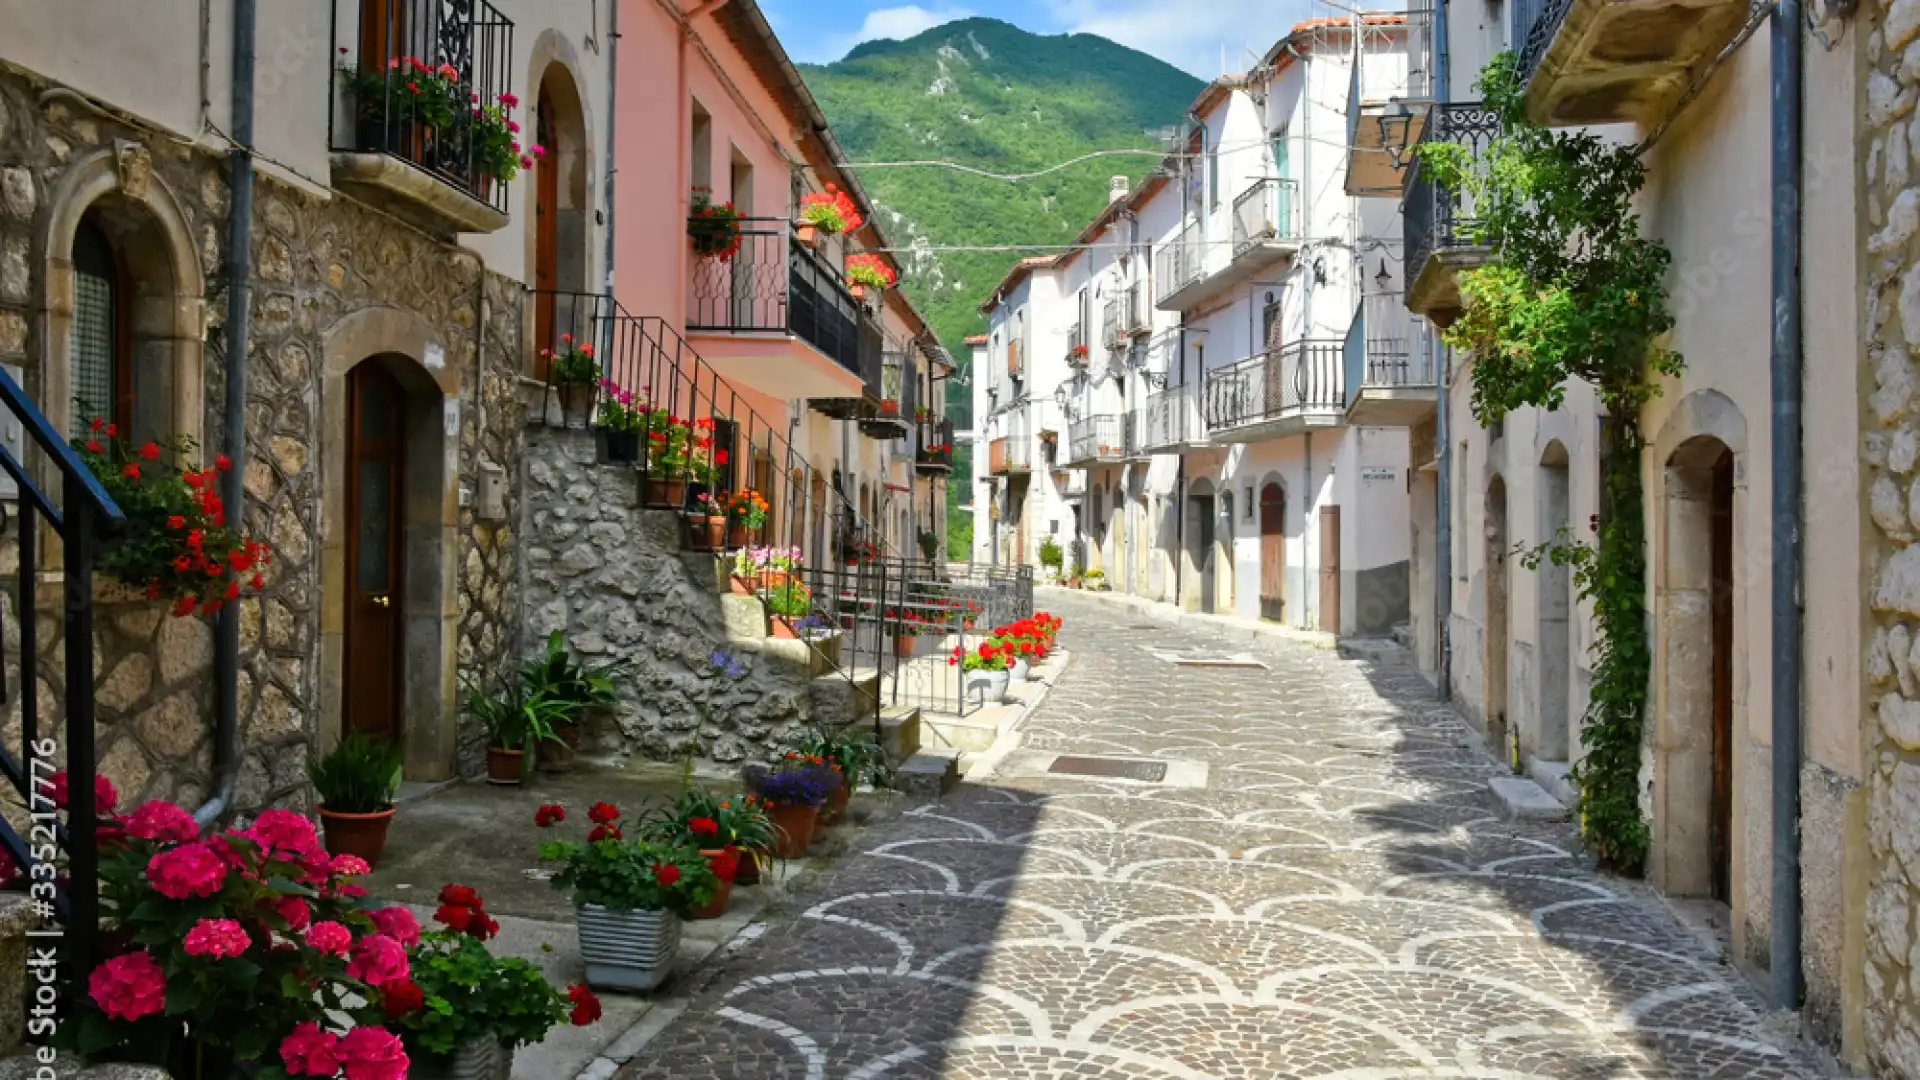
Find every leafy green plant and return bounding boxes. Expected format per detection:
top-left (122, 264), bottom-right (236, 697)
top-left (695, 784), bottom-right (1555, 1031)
top-left (462, 674), bottom-right (572, 752)
top-left (394, 928), bottom-right (592, 1058)
top-left (761, 581), bottom-right (813, 619)
top-left (797, 726), bottom-right (889, 788)
top-left (689, 188), bottom-right (743, 259)
top-left (1418, 54), bottom-right (1677, 872)
top-left (545, 334), bottom-right (599, 385)
top-left (1038, 537), bottom-right (1063, 571)
top-left (535, 802), bottom-right (719, 914)
top-left (522, 630), bottom-right (625, 716)
top-left (309, 733), bottom-right (403, 814)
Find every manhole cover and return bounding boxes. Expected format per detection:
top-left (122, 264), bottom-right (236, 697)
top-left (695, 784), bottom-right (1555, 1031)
top-left (1048, 756), bottom-right (1169, 782)
top-left (1171, 654), bottom-right (1267, 669)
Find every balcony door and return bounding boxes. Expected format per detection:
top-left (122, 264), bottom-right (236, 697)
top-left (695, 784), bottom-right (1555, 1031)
top-left (360, 0), bottom-right (437, 70)
top-left (344, 361), bottom-right (407, 740)
top-left (731, 156), bottom-right (759, 328)
top-left (533, 83), bottom-right (558, 378)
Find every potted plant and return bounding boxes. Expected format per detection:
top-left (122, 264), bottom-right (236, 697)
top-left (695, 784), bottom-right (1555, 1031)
top-left (760, 580), bottom-right (814, 639)
top-left (641, 410), bottom-right (692, 508)
top-left (688, 492), bottom-right (729, 553)
top-left (74, 421), bottom-right (268, 619)
top-left (795, 727), bottom-right (886, 827)
top-left (467, 91), bottom-right (542, 199)
top-left (689, 187), bottom-right (743, 260)
top-left (917, 529), bottom-right (942, 562)
top-left (642, 787), bottom-right (759, 919)
top-left (311, 732), bottom-right (404, 867)
top-left (521, 630), bottom-right (626, 773)
top-left (536, 802), bottom-right (718, 991)
top-left (724, 489), bottom-right (770, 549)
top-left (844, 253), bottom-right (898, 302)
top-left (595, 379), bottom-right (648, 464)
top-left (542, 333), bottom-right (599, 426)
top-left (337, 54), bottom-right (459, 164)
top-left (888, 611), bottom-right (925, 658)
top-left (72, 797), bottom-right (423, 1078)
top-left (463, 675), bottom-right (572, 785)
top-left (951, 640), bottom-right (1014, 705)
top-left (397, 886), bottom-right (600, 1080)
top-left (795, 183), bottom-right (863, 247)
top-left (743, 762), bottom-right (838, 860)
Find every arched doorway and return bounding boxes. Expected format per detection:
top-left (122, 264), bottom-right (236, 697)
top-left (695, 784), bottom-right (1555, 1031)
top-left (1259, 481), bottom-right (1287, 622)
top-left (1484, 475), bottom-right (1510, 762)
top-left (1658, 436), bottom-right (1738, 901)
top-left (1536, 441), bottom-right (1572, 763)
top-left (530, 62), bottom-right (590, 377)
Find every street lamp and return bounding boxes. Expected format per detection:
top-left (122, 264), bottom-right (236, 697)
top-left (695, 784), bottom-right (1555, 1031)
top-left (1378, 102), bottom-right (1416, 169)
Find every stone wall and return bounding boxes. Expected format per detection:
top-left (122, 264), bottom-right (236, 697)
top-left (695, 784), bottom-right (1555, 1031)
top-left (1864, 0), bottom-right (1920, 1070)
top-left (0, 64), bottom-right (524, 816)
top-left (520, 427), bottom-right (820, 763)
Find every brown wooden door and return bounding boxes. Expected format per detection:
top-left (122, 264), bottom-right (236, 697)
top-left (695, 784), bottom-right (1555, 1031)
top-left (345, 363), bottom-right (407, 740)
top-left (532, 84), bottom-right (559, 378)
top-left (1259, 483), bottom-right (1286, 622)
top-left (1318, 505), bottom-right (1341, 632)
top-left (1710, 451), bottom-right (1735, 903)
top-left (359, 0), bottom-right (397, 70)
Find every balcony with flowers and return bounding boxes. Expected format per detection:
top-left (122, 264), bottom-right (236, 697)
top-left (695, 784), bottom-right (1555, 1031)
top-left (329, 0), bottom-right (519, 236)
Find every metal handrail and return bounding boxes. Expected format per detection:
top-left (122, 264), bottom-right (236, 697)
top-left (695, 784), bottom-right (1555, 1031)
top-left (1202, 339), bottom-right (1347, 431)
top-left (1402, 102), bottom-right (1501, 275)
top-left (1231, 177), bottom-right (1301, 253)
top-left (1153, 219), bottom-right (1203, 304)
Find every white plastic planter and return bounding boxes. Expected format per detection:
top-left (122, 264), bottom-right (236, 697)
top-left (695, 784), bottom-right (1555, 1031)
top-left (1008, 657), bottom-right (1031, 682)
top-left (410, 1038), bottom-right (509, 1080)
top-left (577, 904), bottom-right (681, 992)
top-left (964, 668), bottom-right (1011, 706)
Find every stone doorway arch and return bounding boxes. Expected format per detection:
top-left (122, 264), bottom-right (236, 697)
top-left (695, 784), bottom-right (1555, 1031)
top-left (1536, 440), bottom-right (1573, 763)
top-left (320, 310), bottom-right (460, 781)
top-left (1485, 474), bottom-right (1511, 763)
top-left (526, 44), bottom-right (594, 377)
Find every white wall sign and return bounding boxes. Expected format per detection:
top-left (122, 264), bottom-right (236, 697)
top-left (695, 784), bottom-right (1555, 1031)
top-left (1361, 466), bottom-right (1397, 483)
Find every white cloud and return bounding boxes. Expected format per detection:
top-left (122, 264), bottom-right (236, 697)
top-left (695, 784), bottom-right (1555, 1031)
top-left (1045, 0), bottom-right (1317, 77)
top-left (809, 5), bottom-right (978, 62)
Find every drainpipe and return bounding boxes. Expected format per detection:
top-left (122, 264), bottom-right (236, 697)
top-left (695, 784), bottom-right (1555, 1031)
top-left (603, 0), bottom-right (620, 290)
top-left (1768, 0), bottom-right (1803, 1012)
top-left (1304, 430), bottom-right (1313, 630)
top-left (200, 0), bottom-right (255, 829)
top-left (1174, 324), bottom-right (1187, 607)
top-left (1433, 0), bottom-right (1452, 698)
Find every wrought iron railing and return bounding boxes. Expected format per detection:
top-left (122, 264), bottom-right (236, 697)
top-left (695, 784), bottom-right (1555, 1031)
top-left (1103, 295), bottom-right (1126, 350)
top-left (1515, 0), bottom-right (1573, 89)
top-left (0, 366), bottom-right (128, 983)
top-left (1202, 339), bottom-right (1346, 432)
top-left (685, 218), bottom-right (880, 390)
top-left (1125, 282), bottom-right (1151, 335)
top-left (916, 417), bottom-right (955, 473)
top-left (1230, 178), bottom-right (1301, 254)
top-left (1344, 293), bottom-right (1436, 407)
top-left (1142, 384), bottom-right (1203, 450)
top-left (1403, 103), bottom-right (1501, 276)
top-left (330, 0), bottom-right (515, 214)
top-left (988, 432), bottom-right (1031, 474)
top-left (1153, 219), bottom-right (1204, 304)
top-left (1067, 415), bottom-right (1124, 464)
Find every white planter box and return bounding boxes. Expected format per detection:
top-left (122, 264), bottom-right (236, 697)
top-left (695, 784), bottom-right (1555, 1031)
top-left (964, 668), bottom-right (1010, 706)
top-left (410, 1038), bottom-right (510, 1080)
top-left (577, 904), bottom-right (681, 992)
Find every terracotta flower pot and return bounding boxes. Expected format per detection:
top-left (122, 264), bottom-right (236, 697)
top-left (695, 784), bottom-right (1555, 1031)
top-left (818, 775), bottom-right (850, 827)
top-left (486, 746), bottom-right (525, 785)
top-left (689, 848), bottom-right (737, 919)
top-left (729, 573), bottom-right (754, 595)
top-left (734, 847), bottom-right (766, 886)
top-left (771, 618), bottom-right (798, 640)
top-left (318, 805), bottom-right (396, 868)
top-left (796, 222), bottom-right (820, 247)
top-left (728, 523), bottom-right (752, 550)
top-left (766, 803), bottom-right (818, 860)
top-left (893, 635), bottom-right (918, 659)
top-left (849, 282), bottom-right (868, 302)
top-left (685, 514), bottom-right (726, 552)
top-left (540, 724), bottom-right (581, 774)
top-left (645, 478), bottom-right (687, 509)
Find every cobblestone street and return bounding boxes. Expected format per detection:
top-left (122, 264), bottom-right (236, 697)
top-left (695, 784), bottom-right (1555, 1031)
top-left (623, 597), bottom-right (1831, 1079)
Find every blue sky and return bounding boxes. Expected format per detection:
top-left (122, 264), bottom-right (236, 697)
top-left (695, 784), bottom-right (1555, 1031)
top-left (764, 0), bottom-right (1323, 78)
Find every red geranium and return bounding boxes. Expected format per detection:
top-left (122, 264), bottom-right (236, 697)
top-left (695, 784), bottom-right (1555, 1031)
top-left (587, 802), bottom-right (620, 825)
top-left (568, 984), bottom-right (603, 1026)
top-left (654, 864), bottom-right (682, 887)
top-left (379, 979), bottom-right (424, 1020)
top-left (534, 804), bottom-right (567, 828)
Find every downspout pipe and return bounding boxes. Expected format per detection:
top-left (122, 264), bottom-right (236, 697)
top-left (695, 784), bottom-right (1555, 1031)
top-left (603, 0), bottom-right (620, 291)
top-left (1173, 324), bottom-right (1187, 608)
top-left (1433, 0), bottom-right (1452, 696)
top-left (1767, 0), bottom-right (1803, 1012)
top-left (200, 0), bottom-right (255, 829)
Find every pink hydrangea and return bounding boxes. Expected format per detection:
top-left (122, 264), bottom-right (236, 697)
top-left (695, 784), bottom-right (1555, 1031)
top-left (328, 853), bottom-right (371, 877)
top-left (182, 918), bottom-right (251, 960)
top-left (368, 906), bottom-right (420, 948)
top-left (346, 934), bottom-right (409, 986)
top-left (146, 842), bottom-right (228, 899)
top-left (246, 809), bottom-right (320, 857)
top-left (337, 1025), bottom-right (409, 1080)
top-left (305, 921), bottom-right (352, 957)
top-left (87, 951), bottom-right (165, 1021)
top-left (125, 801), bottom-right (199, 844)
top-left (279, 1021), bottom-right (341, 1077)
top-left (275, 896), bottom-right (312, 932)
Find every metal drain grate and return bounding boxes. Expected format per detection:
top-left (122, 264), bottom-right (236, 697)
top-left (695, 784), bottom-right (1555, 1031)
top-left (1048, 756), bottom-right (1169, 782)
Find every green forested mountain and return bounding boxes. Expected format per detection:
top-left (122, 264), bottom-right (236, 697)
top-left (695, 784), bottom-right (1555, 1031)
top-left (803, 18), bottom-right (1203, 422)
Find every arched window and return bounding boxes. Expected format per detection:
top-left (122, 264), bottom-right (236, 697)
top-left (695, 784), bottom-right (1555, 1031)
top-left (70, 213), bottom-right (130, 435)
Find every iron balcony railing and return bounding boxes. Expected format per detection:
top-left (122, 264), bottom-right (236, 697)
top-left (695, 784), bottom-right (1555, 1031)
top-left (1231, 178), bottom-right (1301, 254)
top-left (330, 0), bottom-right (515, 214)
top-left (1067, 414), bottom-right (1124, 464)
top-left (686, 218), bottom-right (881, 388)
top-left (1403, 102), bottom-right (1501, 276)
top-left (1153, 219), bottom-right (1204, 305)
top-left (1202, 339), bottom-right (1347, 433)
top-left (1126, 282), bottom-right (1151, 335)
top-left (1142, 384), bottom-right (1203, 450)
top-left (1344, 294), bottom-right (1436, 406)
top-left (1103, 295), bottom-right (1126, 350)
top-left (1515, 0), bottom-right (1572, 89)
top-left (1066, 321), bottom-right (1088, 367)
top-left (989, 407), bottom-right (1032, 474)
top-left (916, 417), bottom-right (955, 473)
top-left (1346, 6), bottom-right (1438, 150)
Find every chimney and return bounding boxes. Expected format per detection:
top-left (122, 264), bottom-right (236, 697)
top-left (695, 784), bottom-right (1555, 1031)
top-left (1108, 176), bottom-right (1129, 203)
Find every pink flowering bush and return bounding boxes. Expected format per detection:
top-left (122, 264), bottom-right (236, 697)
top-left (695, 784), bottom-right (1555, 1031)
top-left (72, 799), bottom-right (422, 1079)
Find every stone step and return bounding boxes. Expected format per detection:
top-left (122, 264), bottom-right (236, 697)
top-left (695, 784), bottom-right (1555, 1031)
top-left (1527, 759), bottom-right (1576, 807)
top-left (919, 711), bottom-right (1001, 754)
top-left (879, 704), bottom-right (922, 765)
top-left (0, 894), bottom-right (38, 1059)
top-left (894, 749), bottom-right (961, 798)
top-left (809, 668), bottom-right (883, 728)
top-left (1488, 775), bottom-right (1571, 822)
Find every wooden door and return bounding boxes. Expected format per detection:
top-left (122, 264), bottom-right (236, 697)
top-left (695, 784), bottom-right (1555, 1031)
top-left (1710, 451), bottom-right (1735, 903)
top-left (1196, 496), bottom-right (1215, 614)
top-left (344, 363), bottom-right (407, 740)
top-left (359, 0), bottom-right (397, 70)
top-left (1259, 483), bottom-right (1286, 622)
top-left (1318, 505), bottom-right (1341, 632)
top-left (532, 83), bottom-right (559, 378)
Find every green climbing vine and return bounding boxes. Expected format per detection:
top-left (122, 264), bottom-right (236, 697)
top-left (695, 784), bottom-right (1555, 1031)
top-left (1420, 55), bottom-right (1681, 873)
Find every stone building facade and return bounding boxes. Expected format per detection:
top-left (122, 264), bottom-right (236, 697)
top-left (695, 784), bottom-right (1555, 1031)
top-left (0, 62), bottom-right (526, 813)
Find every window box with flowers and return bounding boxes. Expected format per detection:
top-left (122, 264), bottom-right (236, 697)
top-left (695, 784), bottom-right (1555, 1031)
top-left (593, 379), bottom-right (647, 463)
top-left (743, 761), bottom-right (839, 859)
top-left (844, 254), bottom-right (898, 302)
top-left (536, 801), bottom-right (719, 991)
top-left (951, 640), bottom-right (1015, 705)
top-left (795, 184), bottom-right (864, 248)
top-left (74, 423), bottom-right (268, 620)
top-left (332, 53), bottom-right (517, 233)
top-left (689, 188), bottom-right (743, 260)
top-left (394, 885), bottom-right (601, 1080)
top-left (677, 417), bottom-right (732, 544)
top-left (916, 439), bottom-right (953, 473)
